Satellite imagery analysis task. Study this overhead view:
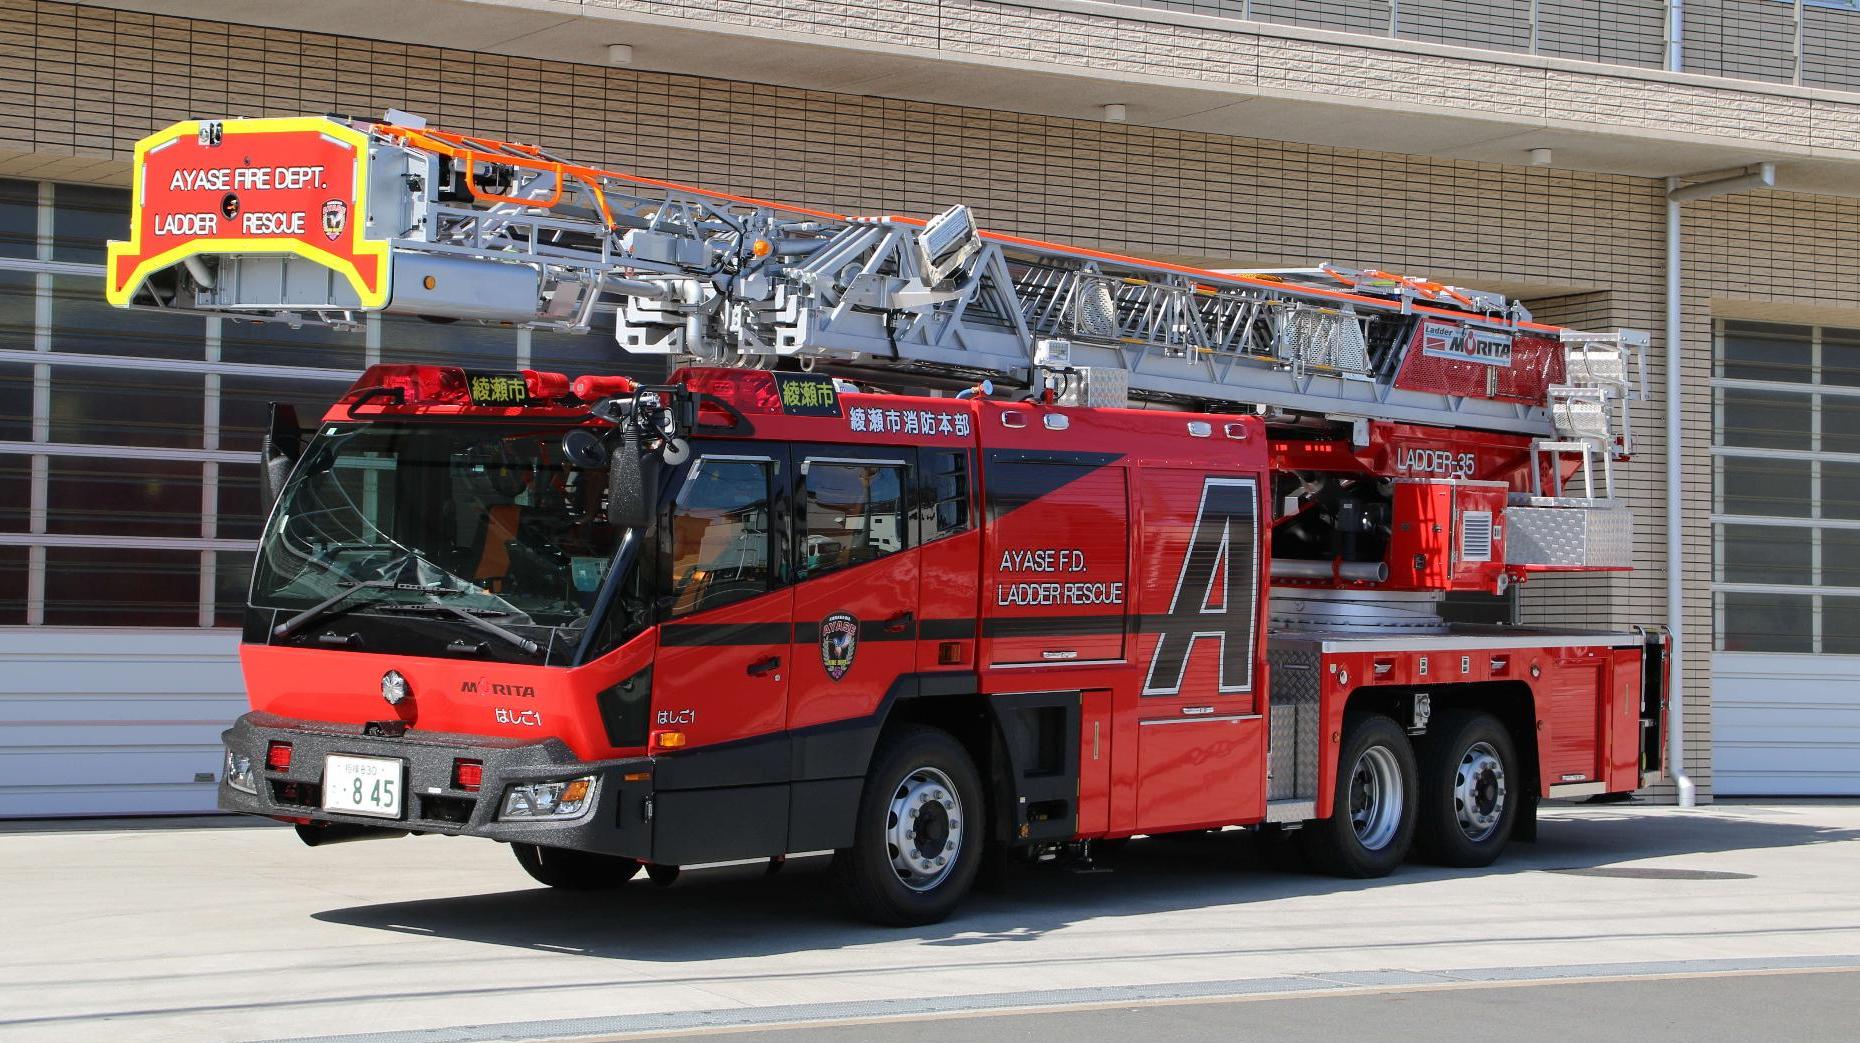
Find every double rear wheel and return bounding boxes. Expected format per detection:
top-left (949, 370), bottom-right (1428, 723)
top-left (1300, 708), bottom-right (1519, 876)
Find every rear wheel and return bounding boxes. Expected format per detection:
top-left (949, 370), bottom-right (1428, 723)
top-left (1300, 713), bottom-right (1419, 877)
top-left (511, 843), bottom-right (641, 890)
top-left (1414, 710), bottom-right (1519, 867)
top-left (831, 724), bottom-right (984, 926)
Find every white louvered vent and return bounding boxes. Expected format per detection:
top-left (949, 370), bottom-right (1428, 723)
top-left (1460, 510), bottom-right (1494, 563)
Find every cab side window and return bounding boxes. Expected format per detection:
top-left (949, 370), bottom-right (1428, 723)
top-left (920, 449), bottom-right (970, 541)
top-left (800, 460), bottom-right (906, 578)
top-left (666, 457), bottom-right (774, 615)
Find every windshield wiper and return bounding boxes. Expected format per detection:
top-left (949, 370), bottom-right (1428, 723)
top-left (379, 600), bottom-right (543, 657)
top-left (272, 579), bottom-right (446, 640)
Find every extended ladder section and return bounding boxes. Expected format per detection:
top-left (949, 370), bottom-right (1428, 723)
top-left (107, 115), bottom-right (1646, 444)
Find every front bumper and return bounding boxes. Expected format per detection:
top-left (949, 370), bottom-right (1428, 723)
top-left (219, 711), bottom-right (654, 859)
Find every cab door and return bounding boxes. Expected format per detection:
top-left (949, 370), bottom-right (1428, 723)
top-left (787, 447), bottom-right (919, 732)
top-left (653, 445), bottom-right (792, 750)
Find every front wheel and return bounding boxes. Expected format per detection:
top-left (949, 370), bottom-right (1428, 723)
top-left (1301, 713), bottom-right (1419, 877)
top-left (511, 843), bottom-right (641, 890)
top-left (831, 725), bottom-right (984, 926)
top-left (1414, 710), bottom-right (1519, 867)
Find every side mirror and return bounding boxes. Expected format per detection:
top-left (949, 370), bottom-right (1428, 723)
top-left (258, 403), bottom-right (303, 510)
top-left (606, 428), bottom-right (659, 530)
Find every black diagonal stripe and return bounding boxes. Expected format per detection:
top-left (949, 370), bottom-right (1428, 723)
top-left (983, 449), bottom-right (1124, 521)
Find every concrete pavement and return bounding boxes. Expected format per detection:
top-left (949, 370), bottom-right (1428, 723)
top-left (1, 803), bottom-right (1857, 1042)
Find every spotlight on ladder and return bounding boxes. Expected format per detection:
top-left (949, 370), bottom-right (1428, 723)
top-left (918, 204), bottom-right (981, 284)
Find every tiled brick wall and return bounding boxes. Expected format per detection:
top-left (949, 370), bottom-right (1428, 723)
top-left (1098, 0), bottom-right (1857, 91)
top-left (8, 0), bottom-right (1860, 797)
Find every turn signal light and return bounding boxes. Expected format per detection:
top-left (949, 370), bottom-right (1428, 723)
top-left (651, 730), bottom-right (687, 750)
top-left (453, 759), bottom-right (483, 792)
top-left (265, 741), bottom-right (293, 772)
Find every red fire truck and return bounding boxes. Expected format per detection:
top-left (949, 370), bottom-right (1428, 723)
top-left (109, 115), bottom-right (1667, 925)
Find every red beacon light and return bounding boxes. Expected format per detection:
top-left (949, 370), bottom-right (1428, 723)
top-left (672, 367), bottom-right (783, 415)
top-left (342, 364), bottom-right (472, 407)
top-left (522, 369), bottom-right (570, 400)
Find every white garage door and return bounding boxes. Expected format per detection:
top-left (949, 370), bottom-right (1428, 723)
top-left (0, 629), bottom-right (244, 817)
top-left (1714, 652), bottom-right (1860, 796)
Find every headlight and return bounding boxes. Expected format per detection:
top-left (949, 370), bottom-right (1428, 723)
top-left (225, 747), bottom-right (257, 794)
top-left (498, 776), bottom-right (597, 820)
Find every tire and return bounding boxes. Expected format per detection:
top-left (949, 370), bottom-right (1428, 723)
top-left (1300, 713), bottom-right (1419, 877)
top-left (511, 843), bottom-right (641, 890)
top-left (1414, 710), bottom-right (1519, 867)
top-left (831, 724), bottom-right (985, 926)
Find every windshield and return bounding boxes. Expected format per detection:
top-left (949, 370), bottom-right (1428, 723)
top-left (252, 422), bottom-right (629, 648)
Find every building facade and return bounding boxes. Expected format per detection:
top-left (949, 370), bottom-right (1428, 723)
top-left (1, 0), bottom-right (1856, 814)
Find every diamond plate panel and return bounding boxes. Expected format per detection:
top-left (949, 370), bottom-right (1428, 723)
top-left (1058, 366), bottom-right (1129, 408)
top-left (1505, 506), bottom-right (1634, 567)
top-left (1267, 644), bottom-right (1323, 803)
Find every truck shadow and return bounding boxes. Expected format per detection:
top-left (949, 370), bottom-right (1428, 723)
top-left (312, 805), bottom-right (1860, 963)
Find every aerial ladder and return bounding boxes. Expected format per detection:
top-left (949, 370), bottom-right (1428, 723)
top-left (105, 112), bottom-right (1645, 599)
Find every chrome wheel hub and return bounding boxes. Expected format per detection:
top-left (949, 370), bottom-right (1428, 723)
top-left (1453, 741), bottom-right (1507, 842)
top-left (886, 766), bottom-right (962, 892)
top-left (1348, 745), bottom-right (1404, 851)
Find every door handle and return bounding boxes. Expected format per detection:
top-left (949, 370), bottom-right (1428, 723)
top-left (884, 610), bottom-right (915, 634)
top-left (747, 655), bottom-right (781, 677)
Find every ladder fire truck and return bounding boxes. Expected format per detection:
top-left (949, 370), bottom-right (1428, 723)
top-left (109, 114), bottom-right (1667, 925)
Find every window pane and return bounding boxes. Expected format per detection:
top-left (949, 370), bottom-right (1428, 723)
top-left (0, 268), bottom-right (33, 350)
top-left (1718, 321), bottom-right (1812, 383)
top-left (0, 454), bottom-right (28, 531)
top-left (1825, 597), bottom-right (1860, 656)
top-left (1717, 456), bottom-right (1811, 517)
top-left (1822, 528), bottom-right (1860, 589)
top-left (0, 178), bottom-right (35, 260)
top-left (1717, 590), bottom-right (1813, 653)
top-left (1717, 387), bottom-right (1811, 450)
top-left (1825, 462), bottom-right (1860, 521)
top-left (220, 319), bottom-right (366, 369)
top-left (218, 374), bottom-right (352, 452)
top-left (921, 449), bottom-right (971, 541)
top-left (1823, 328), bottom-right (1860, 389)
top-left (41, 546), bottom-right (200, 626)
top-left (1823, 395), bottom-right (1860, 455)
top-left (218, 461), bottom-right (265, 541)
top-left (49, 365), bottom-right (203, 448)
top-left (50, 274), bottom-right (204, 361)
top-left (50, 184), bottom-right (128, 265)
top-left (0, 544), bottom-right (25, 623)
top-left (0, 362), bottom-right (31, 442)
top-left (1718, 523), bottom-right (1812, 584)
top-left (529, 328), bottom-right (668, 384)
top-left (213, 550), bottom-right (254, 628)
top-left (45, 456), bottom-right (202, 538)
top-left (668, 458), bottom-right (771, 615)
top-left (802, 461), bottom-right (905, 576)
top-left (378, 315), bottom-right (521, 370)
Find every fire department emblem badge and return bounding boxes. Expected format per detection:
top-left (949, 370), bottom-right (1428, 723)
top-left (820, 612), bottom-right (858, 682)
top-left (321, 198), bottom-right (347, 241)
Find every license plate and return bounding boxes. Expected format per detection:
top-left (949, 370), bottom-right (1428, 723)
top-left (322, 754), bottom-right (404, 819)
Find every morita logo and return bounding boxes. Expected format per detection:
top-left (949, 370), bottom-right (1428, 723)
top-left (1396, 448), bottom-right (1476, 477)
top-left (461, 679), bottom-right (536, 698)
